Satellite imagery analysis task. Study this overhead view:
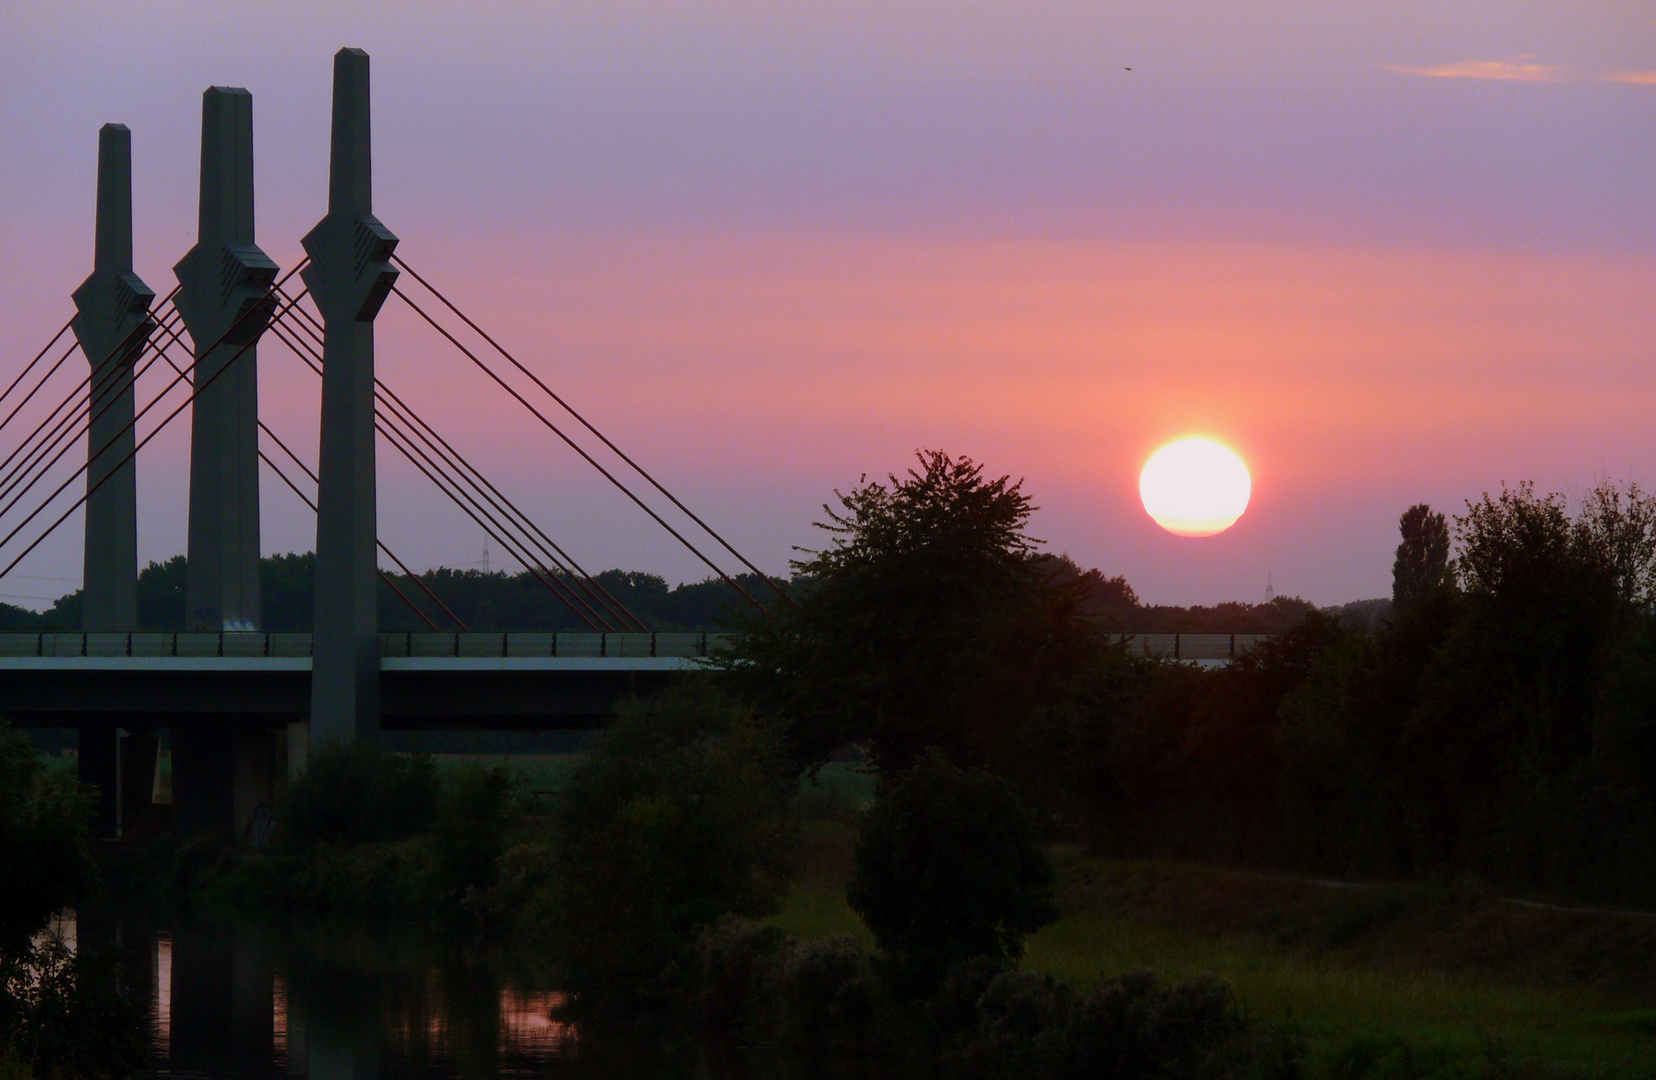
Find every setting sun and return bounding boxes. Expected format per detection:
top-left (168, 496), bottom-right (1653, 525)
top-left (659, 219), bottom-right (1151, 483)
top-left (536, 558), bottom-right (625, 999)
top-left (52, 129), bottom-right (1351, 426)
top-left (1139, 438), bottom-right (1252, 538)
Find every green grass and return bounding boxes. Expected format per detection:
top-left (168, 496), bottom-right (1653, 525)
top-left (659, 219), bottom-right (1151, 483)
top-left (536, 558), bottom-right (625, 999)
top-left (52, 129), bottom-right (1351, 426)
top-left (767, 851), bottom-right (1656, 1079)
top-left (1024, 911), bottom-right (1656, 1077)
top-left (426, 753), bottom-right (583, 794)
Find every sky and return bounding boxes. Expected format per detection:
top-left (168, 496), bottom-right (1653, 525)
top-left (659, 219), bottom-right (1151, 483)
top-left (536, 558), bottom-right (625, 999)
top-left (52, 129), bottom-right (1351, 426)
top-left (1, 0), bottom-right (1654, 608)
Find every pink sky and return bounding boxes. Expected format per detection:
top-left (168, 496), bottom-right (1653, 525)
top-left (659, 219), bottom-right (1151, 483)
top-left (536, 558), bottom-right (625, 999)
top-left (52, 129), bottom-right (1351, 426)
top-left (1, 1), bottom-right (1654, 607)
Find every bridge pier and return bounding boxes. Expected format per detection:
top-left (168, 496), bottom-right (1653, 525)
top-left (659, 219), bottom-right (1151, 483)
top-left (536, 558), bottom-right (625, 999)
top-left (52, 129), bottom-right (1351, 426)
top-left (120, 728), bottom-right (159, 833)
top-left (175, 86), bottom-right (275, 633)
top-left (77, 724), bottom-right (119, 839)
top-left (171, 725), bottom-right (233, 839)
top-left (172, 723), bottom-right (283, 841)
top-left (303, 48), bottom-right (398, 749)
top-left (71, 123), bottom-right (153, 633)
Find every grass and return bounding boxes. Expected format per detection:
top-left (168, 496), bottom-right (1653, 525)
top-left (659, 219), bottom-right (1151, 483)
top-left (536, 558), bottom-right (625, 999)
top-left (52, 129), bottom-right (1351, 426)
top-left (766, 828), bottom-right (1656, 1078)
top-left (426, 752), bottom-right (584, 795)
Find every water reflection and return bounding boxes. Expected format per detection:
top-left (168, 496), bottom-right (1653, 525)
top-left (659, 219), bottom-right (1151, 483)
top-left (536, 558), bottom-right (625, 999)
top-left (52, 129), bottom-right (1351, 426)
top-left (71, 910), bottom-right (576, 1079)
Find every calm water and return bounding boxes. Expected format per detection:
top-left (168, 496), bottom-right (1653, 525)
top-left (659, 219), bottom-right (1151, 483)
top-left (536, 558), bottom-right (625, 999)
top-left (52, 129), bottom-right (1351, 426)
top-left (68, 907), bottom-right (585, 1079)
top-left (65, 906), bottom-right (899, 1080)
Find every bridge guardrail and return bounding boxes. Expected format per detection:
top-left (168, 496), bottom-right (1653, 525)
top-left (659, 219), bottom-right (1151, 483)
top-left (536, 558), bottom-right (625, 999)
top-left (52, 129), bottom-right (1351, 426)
top-left (0, 631), bottom-right (1264, 661)
top-left (0, 630), bottom-right (740, 659)
top-left (1111, 633), bottom-right (1271, 661)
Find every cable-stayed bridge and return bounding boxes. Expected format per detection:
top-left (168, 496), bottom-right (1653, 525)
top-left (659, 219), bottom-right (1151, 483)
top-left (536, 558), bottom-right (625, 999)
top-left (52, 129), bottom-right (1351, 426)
top-left (2, 49), bottom-right (788, 839)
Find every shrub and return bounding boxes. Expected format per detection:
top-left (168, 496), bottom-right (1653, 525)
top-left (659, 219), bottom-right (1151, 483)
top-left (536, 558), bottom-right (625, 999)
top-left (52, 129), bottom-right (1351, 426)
top-left (275, 742), bottom-right (439, 848)
top-left (431, 764), bottom-right (517, 913)
top-left (1049, 969), bottom-right (1242, 1080)
top-left (548, 681), bottom-right (797, 990)
top-left (0, 933), bottom-right (147, 1079)
top-left (669, 917), bottom-right (874, 1049)
top-left (0, 724), bottom-right (94, 959)
top-left (848, 750), bottom-right (1056, 990)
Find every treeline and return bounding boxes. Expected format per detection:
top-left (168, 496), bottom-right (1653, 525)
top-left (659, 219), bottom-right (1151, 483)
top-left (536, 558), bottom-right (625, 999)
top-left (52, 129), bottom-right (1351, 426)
top-left (1045, 482), bottom-right (1656, 905)
top-left (11, 555), bottom-right (774, 632)
top-left (3, 552), bottom-right (1371, 634)
top-left (728, 459), bottom-right (1656, 907)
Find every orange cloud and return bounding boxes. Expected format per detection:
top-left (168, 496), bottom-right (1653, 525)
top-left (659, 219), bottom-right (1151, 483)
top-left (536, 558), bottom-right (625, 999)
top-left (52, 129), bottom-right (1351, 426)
top-left (1380, 56), bottom-right (1565, 82)
top-left (1606, 70), bottom-right (1656, 84)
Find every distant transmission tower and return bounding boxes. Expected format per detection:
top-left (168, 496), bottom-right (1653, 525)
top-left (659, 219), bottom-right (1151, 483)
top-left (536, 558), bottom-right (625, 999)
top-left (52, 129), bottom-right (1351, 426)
top-left (1264, 572), bottom-right (1275, 604)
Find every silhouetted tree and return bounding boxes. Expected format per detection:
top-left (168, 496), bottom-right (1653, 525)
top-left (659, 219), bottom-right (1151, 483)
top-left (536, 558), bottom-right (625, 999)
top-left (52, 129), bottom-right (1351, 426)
top-left (847, 750), bottom-right (1055, 990)
top-left (546, 681), bottom-right (796, 990)
top-left (723, 450), bottom-right (1100, 774)
top-left (1391, 503), bottom-right (1449, 610)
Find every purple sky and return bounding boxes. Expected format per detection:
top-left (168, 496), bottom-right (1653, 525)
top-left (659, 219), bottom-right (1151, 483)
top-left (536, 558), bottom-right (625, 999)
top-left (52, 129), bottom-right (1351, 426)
top-left (2, 1), bottom-right (1655, 608)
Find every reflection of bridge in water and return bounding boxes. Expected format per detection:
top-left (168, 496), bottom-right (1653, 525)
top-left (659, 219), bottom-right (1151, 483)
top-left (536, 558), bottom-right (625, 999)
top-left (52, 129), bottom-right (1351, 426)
top-left (67, 911), bottom-right (576, 1079)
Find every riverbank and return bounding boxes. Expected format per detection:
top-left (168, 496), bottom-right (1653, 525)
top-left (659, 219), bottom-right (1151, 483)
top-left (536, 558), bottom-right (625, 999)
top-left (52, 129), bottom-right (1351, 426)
top-left (769, 825), bottom-right (1656, 1079)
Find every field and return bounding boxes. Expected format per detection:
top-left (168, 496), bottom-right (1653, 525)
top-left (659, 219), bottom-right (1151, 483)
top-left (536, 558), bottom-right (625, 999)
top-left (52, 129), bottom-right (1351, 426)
top-left (769, 825), bottom-right (1656, 1079)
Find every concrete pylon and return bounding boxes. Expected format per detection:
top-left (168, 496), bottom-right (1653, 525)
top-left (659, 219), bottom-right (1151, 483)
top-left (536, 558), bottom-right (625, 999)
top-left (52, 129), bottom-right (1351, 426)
top-left (71, 123), bottom-right (152, 632)
top-left (175, 87), bottom-right (277, 632)
top-left (302, 48), bottom-right (398, 746)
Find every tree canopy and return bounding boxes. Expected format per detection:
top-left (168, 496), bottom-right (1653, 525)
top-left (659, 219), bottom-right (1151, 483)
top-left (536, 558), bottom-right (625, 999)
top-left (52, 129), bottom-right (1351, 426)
top-left (723, 450), bottom-right (1101, 773)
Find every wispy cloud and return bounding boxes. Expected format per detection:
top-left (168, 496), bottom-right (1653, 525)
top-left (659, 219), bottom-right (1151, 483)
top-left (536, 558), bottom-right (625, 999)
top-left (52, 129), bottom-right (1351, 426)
top-left (1379, 55), bottom-right (1565, 82)
top-left (1381, 56), bottom-right (1656, 85)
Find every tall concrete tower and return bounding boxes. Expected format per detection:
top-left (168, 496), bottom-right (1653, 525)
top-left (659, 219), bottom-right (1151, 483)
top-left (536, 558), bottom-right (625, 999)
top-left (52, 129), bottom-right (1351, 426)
top-left (174, 87), bottom-right (276, 631)
top-left (71, 124), bottom-right (152, 632)
top-left (304, 48), bottom-right (398, 745)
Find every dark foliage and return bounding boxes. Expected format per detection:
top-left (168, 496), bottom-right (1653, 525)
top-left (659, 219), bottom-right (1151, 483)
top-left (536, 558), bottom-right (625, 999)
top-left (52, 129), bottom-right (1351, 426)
top-left (0, 724), bottom-right (146, 1078)
top-left (0, 724), bottom-right (95, 960)
top-left (429, 764), bottom-right (517, 914)
top-left (665, 915), bottom-right (876, 1047)
top-left (545, 681), bottom-right (797, 990)
top-left (0, 934), bottom-right (148, 1079)
top-left (274, 742), bottom-right (440, 848)
top-left (848, 750), bottom-right (1056, 989)
top-left (1392, 503), bottom-right (1450, 610)
top-left (724, 450), bottom-right (1105, 773)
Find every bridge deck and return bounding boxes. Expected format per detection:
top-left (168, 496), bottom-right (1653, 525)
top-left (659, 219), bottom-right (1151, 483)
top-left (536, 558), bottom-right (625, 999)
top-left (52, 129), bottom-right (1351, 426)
top-left (0, 632), bottom-right (1264, 729)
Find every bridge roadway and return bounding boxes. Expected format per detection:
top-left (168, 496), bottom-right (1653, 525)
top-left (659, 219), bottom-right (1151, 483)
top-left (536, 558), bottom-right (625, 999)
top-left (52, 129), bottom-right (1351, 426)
top-left (0, 631), bottom-right (732, 729)
top-left (0, 629), bottom-right (1262, 840)
top-left (0, 630), bottom-right (1263, 729)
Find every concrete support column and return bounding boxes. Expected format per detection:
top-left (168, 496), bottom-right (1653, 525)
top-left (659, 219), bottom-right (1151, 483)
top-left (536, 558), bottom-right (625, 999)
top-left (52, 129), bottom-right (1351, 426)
top-left (175, 87), bottom-right (276, 632)
top-left (119, 728), bottom-right (159, 833)
top-left (78, 724), bottom-right (119, 839)
top-left (171, 725), bottom-right (233, 839)
top-left (231, 728), bottom-right (277, 841)
top-left (303, 48), bottom-right (398, 748)
top-left (71, 124), bottom-right (153, 632)
top-left (287, 720), bottom-right (310, 782)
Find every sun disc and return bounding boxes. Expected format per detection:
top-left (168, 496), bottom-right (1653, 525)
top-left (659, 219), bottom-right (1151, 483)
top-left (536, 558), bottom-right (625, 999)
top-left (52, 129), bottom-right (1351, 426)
top-left (1139, 438), bottom-right (1251, 537)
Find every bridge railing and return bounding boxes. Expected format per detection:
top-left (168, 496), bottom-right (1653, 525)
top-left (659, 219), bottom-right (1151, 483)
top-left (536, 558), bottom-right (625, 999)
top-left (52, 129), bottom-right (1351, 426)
top-left (1110, 633), bottom-right (1271, 660)
top-left (0, 631), bottom-right (739, 659)
top-left (0, 631), bottom-right (1265, 661)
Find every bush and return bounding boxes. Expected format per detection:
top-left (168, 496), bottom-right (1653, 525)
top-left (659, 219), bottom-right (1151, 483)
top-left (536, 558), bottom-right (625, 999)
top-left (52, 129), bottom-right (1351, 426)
top-left (547, 681), bottom-right (797, 991)
top-left (275, 742), bottom-right (439, 848)
top-left (668, 917), bottom-right (874, 1050)
top-left (0, 724), bottom-right (94, 959)
top-left (943, 966), bottom-right (1293, 1080)
top-left (431, 764), bottom-right (518, 914)
top-left (848, 750), bottom-right (1056, 990)
top-left (0, 933), bottom-right (147, 1079)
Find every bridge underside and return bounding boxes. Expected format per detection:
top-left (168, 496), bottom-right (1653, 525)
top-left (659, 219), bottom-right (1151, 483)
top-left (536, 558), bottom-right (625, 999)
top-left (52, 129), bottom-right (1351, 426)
top-left (0, 657), bottom-right (694, 730)
top-left (4, 656), bottom-right (700, 843)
